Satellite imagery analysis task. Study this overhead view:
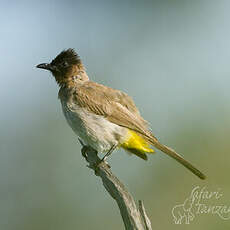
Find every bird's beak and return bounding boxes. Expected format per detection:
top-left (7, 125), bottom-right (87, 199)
top-left (36, 63), bottom-right (53, 71)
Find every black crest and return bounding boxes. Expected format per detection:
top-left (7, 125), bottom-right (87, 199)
top-left (51, 48), bottom-right (81, 66)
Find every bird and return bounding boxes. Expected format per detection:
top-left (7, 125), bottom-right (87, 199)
top-left (36, 48), bottom-right (206, 180)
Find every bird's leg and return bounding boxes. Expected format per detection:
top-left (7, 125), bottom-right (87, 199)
top-left (78, 138), bottom-right (89, 159)
top-left (81, 146), bottom-right (88, 159)
top-left (78, 138), bottom-right (115, 168)
top-left (78, 138), bottom-right (101, 171)
top-left (101, 144), bottom-right (117, 162)
top-left (78, 138), bottom-right (84, 147)
top-left (96, 145), bottom-right (117, 169)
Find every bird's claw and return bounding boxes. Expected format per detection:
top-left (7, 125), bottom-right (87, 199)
top-left (97, 157), bottom-right (111, 168)
top-left (81, 146), bottom-right (88, 159)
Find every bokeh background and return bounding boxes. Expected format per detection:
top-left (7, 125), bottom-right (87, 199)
top-left (1, 0), bottom-right (230, 229)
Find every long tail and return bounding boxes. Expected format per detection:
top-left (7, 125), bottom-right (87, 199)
top-left (149, 137), bottom-right (206, 180)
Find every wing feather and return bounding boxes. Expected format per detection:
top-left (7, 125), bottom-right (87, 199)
top-left (75, 81), bottom-right (150, 135)
top-left (72, 81), bottom-right (206, 179)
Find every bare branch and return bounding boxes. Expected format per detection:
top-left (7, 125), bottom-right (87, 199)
top-left (80, 144), bottom-right (152, 230)
top-left (139, 200), bottom-right (152, 230)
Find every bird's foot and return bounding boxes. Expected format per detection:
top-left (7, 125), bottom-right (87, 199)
top-left (96, 144), bottom-right (116, 168)
top-left (97, 157), bottom-right (111, 169)
top-left (81, 145), bottom-right (88, 159)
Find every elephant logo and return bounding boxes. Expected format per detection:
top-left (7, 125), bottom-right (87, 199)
top-left (172, 194), bottom-right (195, 224)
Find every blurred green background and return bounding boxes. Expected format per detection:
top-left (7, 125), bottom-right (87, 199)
top-left (1, 0), bottom-right (230, 229)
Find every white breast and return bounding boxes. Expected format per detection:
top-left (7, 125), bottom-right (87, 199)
top-left (61, 102), bottom-right (127, 153)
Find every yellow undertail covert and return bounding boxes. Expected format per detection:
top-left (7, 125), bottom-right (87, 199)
top-left (121, 130), bottom-right (154, 154)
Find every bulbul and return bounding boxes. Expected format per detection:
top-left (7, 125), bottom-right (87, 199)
top-left (37, 48), bottom-right (206, 180)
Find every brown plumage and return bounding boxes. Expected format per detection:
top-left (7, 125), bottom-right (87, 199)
top-left (37, 48), bottom-right (206, 180)
top-left (73, 81), bottom-right (206, 179)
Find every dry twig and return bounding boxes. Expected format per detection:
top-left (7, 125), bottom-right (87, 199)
top-left (79, 141), bottom-right (152, 230)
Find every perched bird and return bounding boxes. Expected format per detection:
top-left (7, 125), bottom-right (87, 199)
top-left (37, 48), bottom-right (206, 179)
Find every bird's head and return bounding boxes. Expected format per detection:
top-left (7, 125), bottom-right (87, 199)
top-left (37, 48), bottom-right (87, 87)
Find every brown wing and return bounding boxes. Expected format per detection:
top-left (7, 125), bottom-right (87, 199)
top-left (75, 81), bottom-right (150, 133)
top-left (74, 81), bottom-right (206, 180)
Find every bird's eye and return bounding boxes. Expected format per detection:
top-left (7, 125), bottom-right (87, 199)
top-left (62, 61), bottom-right (68, 67)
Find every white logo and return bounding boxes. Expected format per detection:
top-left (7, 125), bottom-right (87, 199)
top-left (172, 186), bottom-right (230, 224)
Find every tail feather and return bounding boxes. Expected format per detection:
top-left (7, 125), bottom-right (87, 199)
top-left (149, 137), bottom-right (206, 180)
top-left (125, 148), bottom-right (148, 160)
